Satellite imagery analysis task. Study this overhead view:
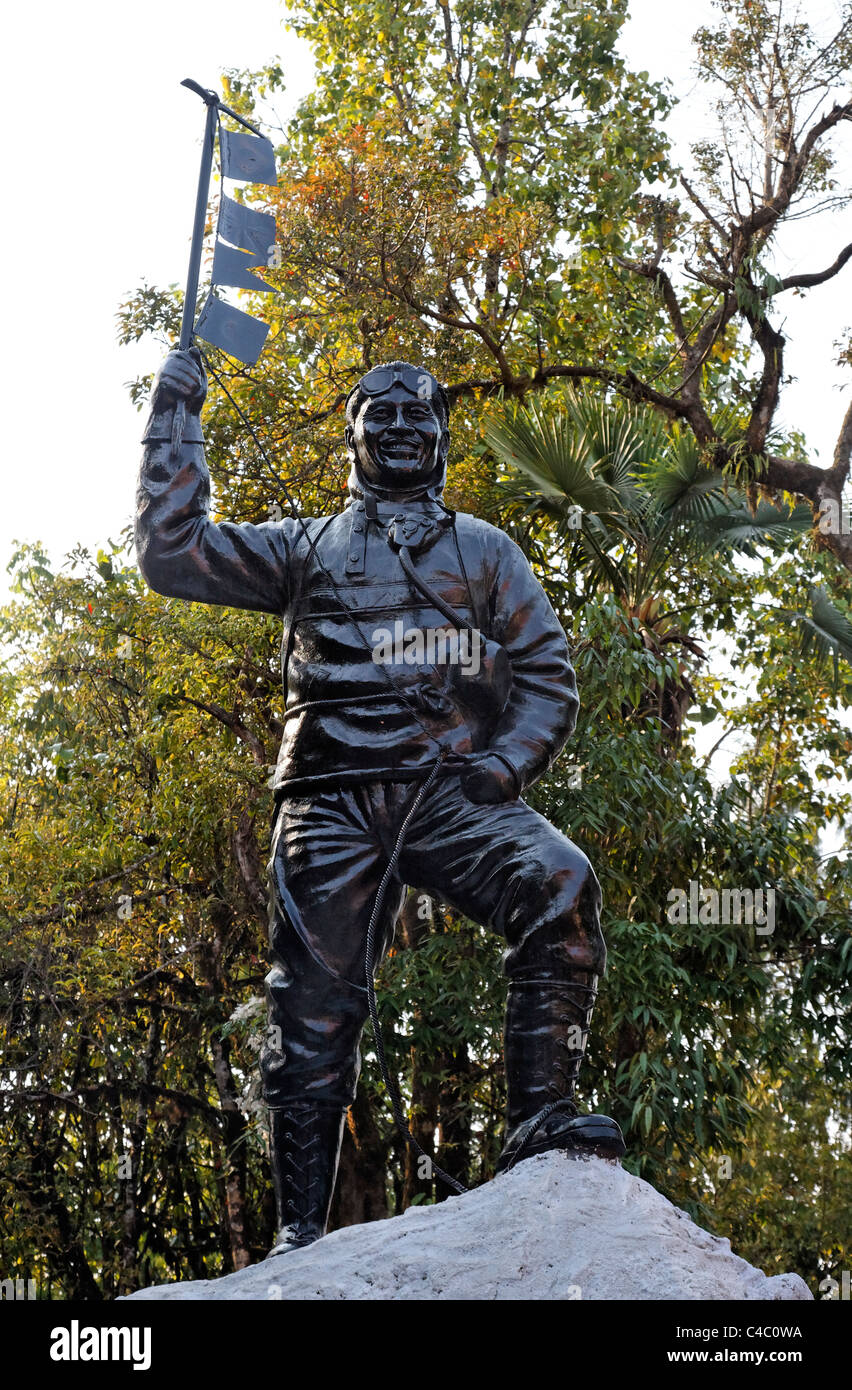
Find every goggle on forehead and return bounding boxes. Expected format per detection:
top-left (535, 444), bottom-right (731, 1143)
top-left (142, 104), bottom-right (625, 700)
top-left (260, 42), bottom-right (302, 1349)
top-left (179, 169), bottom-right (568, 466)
top-left (358, 365), bottom-right (440, 402)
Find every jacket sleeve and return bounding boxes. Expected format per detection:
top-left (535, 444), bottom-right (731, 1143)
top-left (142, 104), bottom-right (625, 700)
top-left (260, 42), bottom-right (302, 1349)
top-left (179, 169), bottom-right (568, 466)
top-left (484, 526), bottom-right (579, 791)
top-left (135, 405), bottom-right (293, 614)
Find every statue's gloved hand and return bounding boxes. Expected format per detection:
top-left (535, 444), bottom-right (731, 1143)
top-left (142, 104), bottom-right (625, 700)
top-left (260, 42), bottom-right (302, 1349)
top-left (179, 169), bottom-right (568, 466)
top-left (460, 752), bottom-right (521, 805)
top-left (151, 347), bottom-right (208, 415)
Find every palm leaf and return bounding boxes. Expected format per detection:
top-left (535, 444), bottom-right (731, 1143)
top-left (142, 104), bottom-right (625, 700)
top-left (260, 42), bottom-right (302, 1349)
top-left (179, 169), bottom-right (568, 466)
top-left (775, 587), bottom-right (852, 688)
top-left (560, 390), bottom-right (663, 512)
top-left (484, 396), bottom-right (621, 518)
top-left (699, 501), bottom-right (813, 555)
top-left (642, 427), bottom-right (728, 522)
top-left (785, 587), bottom-right (852, 686)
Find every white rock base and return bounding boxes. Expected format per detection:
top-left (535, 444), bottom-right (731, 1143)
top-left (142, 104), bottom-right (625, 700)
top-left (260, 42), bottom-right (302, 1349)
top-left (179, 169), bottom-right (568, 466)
top-left (125, 1152), bottom-right (812, 1301)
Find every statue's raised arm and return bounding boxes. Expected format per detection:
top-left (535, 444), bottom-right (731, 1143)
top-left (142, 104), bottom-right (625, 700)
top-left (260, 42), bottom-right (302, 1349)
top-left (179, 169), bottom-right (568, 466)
top-left (135, 347), bottom-right (294, 614)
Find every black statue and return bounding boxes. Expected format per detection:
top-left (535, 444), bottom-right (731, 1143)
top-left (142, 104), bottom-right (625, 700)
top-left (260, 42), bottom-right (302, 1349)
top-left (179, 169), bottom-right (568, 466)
top-left (136, 349), bottom-right (624, 1258)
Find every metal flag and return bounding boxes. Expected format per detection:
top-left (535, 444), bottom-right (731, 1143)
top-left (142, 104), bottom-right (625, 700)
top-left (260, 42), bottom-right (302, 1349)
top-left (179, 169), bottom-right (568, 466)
top-left (195, 294), bottom-right (270, 367)
top-left (169, 79), bottom-right (280, 455)
top-left (219, 194), bottom-right (276, 259)
top-left (220, 128), bottom-right (278, 185)
top-left (212, 242), bottom-right (275, 294)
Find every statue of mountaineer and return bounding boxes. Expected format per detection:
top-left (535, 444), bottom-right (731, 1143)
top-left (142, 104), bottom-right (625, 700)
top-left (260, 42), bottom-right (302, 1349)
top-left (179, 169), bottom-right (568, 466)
top-left (136, 347), bottom-right (624, 1259)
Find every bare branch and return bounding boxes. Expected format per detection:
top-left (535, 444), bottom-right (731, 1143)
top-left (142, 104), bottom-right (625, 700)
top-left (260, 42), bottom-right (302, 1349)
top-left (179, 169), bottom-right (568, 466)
top-left (781, 241), bottom-right (852, 291)
top-left (172, 694), bottom-right (268, 765)
top-left (679, 174), bottom-right (728, 240)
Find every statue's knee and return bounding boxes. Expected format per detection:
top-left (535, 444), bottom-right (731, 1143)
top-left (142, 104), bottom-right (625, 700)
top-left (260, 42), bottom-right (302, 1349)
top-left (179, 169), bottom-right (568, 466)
top-left (559, 854), bottom-right (604, 956)
top-left (505, 842), bottom-right (605, 978)
top-left (552, 844), bottom-right (600, 917)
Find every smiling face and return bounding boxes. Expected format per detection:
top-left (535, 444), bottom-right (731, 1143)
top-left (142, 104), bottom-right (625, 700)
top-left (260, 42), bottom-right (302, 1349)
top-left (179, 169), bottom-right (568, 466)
top-left (345, 384), bottom-right (446, 488)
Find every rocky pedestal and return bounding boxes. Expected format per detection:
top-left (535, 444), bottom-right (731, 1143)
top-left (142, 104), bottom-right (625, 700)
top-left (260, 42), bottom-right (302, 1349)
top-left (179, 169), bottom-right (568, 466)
top-left (125, 1152), bottom-right (812, 1302)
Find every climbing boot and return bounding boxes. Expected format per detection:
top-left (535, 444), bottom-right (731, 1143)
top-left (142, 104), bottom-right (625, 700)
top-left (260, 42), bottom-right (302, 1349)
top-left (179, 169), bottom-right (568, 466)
top-left (266, 1101), bottom-right (347, 1258)
top-left (497, 972), bottom-right (625, 1173)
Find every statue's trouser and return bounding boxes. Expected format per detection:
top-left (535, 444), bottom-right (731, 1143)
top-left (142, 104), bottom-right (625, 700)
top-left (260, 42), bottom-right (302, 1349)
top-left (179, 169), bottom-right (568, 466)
top-left (261, 775), bottom-right (606, 1253)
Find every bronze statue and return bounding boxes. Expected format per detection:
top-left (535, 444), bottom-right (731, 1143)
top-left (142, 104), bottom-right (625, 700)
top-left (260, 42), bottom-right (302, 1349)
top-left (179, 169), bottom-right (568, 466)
top-left (136, 349), bottom-right (624, 1259)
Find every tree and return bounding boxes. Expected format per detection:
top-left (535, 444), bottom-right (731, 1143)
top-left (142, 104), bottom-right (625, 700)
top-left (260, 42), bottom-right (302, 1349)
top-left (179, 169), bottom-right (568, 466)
top-left (483, 386), bottom-right (852, 742)
top-left (0, 547), bottom-right (282, 1294)
top-left (120, 0), bottom-right (674, 525)
top-left (123, 0), bottom-right (852, 577)
top-left (616, 0), bottom-right (852, 572)
top-left (707, 1062), bottom-right (852, 1290)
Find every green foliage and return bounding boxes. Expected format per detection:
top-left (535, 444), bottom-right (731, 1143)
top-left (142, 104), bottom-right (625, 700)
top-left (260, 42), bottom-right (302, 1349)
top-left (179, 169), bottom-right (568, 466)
top-left (0, 545), bottom-right (283, 1294)
top-left (708, 1065), bottom-right (852, 1290)
top-left (787, 587), bottom-right (852, 689)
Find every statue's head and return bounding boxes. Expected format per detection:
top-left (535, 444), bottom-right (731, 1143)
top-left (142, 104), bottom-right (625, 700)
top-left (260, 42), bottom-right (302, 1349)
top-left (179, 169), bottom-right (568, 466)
top-left (344, 362), bottom-right (450, 491)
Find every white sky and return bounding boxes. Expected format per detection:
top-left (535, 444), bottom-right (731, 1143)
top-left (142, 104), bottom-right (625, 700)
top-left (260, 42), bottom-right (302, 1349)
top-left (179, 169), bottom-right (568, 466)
top-left (0, 0), bottom-right (849, 591)
top-left (0, 0), bottom-right (312, 593)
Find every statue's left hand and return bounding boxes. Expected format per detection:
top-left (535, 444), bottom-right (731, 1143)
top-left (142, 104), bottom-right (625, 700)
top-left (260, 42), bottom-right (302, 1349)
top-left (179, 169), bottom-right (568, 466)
top-left (461, 753), bottom-right (520, 805)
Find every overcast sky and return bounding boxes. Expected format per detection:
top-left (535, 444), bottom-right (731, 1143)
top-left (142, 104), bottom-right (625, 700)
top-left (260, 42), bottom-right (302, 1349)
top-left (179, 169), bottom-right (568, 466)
top-left (0, 0), bottom-right (849, 595)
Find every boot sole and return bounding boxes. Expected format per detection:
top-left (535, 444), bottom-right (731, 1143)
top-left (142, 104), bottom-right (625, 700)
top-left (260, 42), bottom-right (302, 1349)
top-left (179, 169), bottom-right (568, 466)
top-left (498, 1115), bottom-right (626, 1172)
top-left (265, 1233), bottom-right (320, 1259)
